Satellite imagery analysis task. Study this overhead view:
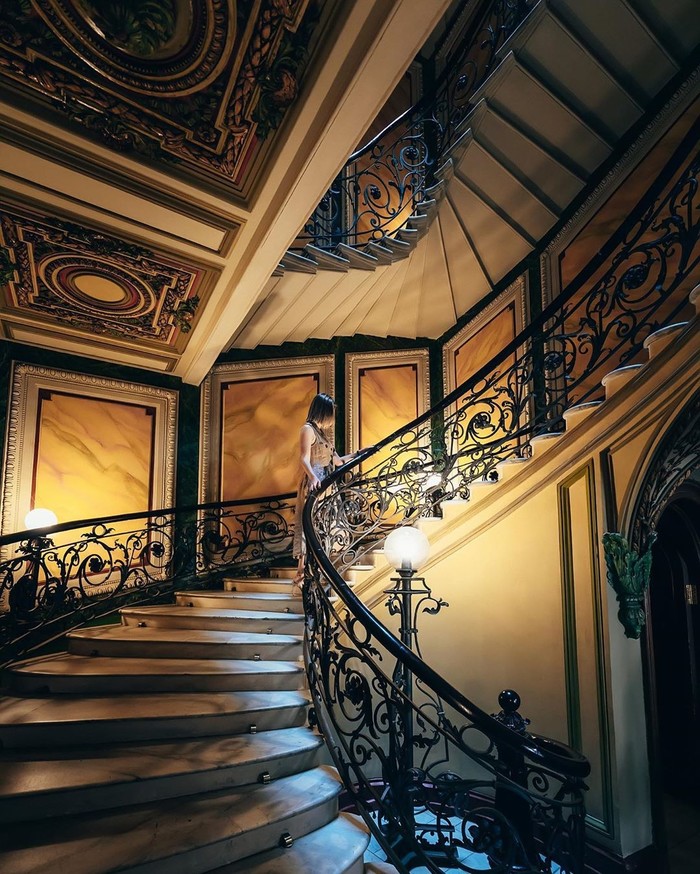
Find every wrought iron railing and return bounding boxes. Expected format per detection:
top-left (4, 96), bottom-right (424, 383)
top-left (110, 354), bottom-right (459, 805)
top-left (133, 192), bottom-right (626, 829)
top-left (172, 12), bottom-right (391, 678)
top-left (301, 119), bottom-right (699, 871)
top-left (0, 494), bottom-right (295, 666)
top-left (298, 0), bottom-right (536, 249)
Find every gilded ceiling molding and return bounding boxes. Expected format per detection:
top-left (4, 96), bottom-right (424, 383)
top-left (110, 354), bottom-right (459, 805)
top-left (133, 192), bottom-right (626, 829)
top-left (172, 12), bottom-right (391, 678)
top-left (0, 0), bottom-right (326, 194)
top-left (0, 205), bottom-right (205, 347)
top-left (540, 69), bottom-right (699, 308)
top-left (199, 354), bottom-right (335, 504)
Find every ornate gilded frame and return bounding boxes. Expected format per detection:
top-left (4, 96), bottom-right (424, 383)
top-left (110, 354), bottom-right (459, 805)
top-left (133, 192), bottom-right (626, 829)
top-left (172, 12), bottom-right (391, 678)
top-left (345, 349), bottom-right (430, 453)
top-left (199, 355), bottom-right (335, 504)
top-left (442, 273), bottom-right (528, 395)
top-left (0, 362), bottom-right (178, 541)
top-left (540, 71), bottom-right (698, 307)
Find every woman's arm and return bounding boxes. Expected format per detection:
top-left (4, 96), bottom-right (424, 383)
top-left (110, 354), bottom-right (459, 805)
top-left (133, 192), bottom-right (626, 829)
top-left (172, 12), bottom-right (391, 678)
top-left (300, 424), bottom-right (322, 491)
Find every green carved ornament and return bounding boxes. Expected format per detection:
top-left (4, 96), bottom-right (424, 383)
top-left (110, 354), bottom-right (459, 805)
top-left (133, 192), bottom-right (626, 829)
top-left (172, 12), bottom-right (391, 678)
top-left (602, 531), bottom-right (657, 640)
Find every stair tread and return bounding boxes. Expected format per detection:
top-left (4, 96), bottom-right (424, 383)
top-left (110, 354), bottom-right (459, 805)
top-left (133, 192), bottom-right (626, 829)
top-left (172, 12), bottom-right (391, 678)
top-left (9, 653), bottom-right (303, 678)
top-left (1, 768), bottom-right (340, 874)
top-left (121, 606), bottom-right (305, 621)
top-left (0, 727), bottom-right (321, 800)
top-left (0, 689), bottom-right (309, 726)
top-left (210, 812), bottom-right (368, 873)
top-left (68, 625), bottom-right (301, 645)
top-left (178, 591), bottom-right (300, 602)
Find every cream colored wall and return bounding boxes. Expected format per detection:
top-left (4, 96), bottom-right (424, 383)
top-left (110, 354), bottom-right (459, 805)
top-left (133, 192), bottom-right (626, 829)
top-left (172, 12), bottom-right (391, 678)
top-left (355, 325), bottom-right (700, 858)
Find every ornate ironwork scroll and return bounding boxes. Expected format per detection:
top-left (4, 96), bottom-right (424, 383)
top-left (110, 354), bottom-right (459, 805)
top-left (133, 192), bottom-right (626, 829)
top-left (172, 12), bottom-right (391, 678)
top-left (0, 494), bottom-right (295, 666)
top-left (299, 0), bottom-right (538, 249)
top-left (302, 119), bottom-right (699, 871)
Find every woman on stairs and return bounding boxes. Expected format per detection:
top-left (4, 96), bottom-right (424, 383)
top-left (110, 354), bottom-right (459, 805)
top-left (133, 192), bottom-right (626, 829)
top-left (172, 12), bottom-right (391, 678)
top-left (292, 392), bottom-right (358, 592)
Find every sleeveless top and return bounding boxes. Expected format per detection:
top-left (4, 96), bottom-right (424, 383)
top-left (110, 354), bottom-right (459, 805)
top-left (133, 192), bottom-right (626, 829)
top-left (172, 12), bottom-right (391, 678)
top-left (292, 422), bottom-right (334, 558)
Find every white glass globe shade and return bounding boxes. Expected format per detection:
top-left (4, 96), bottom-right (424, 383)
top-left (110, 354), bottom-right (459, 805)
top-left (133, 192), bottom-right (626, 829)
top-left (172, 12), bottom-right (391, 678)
top-left (24, 508), bottom-right (58, 530)
top-left (383, 526), bottom-right (430, 571)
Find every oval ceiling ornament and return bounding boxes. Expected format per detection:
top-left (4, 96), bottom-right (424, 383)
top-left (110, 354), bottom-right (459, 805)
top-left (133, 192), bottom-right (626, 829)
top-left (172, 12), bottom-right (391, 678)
top-left (30, 0), bottom-right (236, 96)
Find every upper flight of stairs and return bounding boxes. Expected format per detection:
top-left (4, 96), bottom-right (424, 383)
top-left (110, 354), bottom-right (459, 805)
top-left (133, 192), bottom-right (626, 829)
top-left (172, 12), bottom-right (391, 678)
top-left (0, 570), bottom-right (373, 873)
top-left (233, 0), bottom-right (699, 348)
top-left (350, 293), bottom-right (700, 590)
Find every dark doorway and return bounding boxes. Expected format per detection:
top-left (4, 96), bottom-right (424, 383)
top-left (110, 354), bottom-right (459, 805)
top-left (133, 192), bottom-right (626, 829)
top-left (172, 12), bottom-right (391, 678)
top-left (648, 483), bottom-right (700, 871)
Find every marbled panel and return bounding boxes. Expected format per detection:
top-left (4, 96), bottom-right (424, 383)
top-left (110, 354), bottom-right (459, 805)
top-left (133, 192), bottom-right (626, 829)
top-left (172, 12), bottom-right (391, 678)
top-left (454, 304), bottom-right (516, 389)
top-left (221, 374), bottom-right (319, 501)
top-left (33, 392), bottom-right (153, 531)
top-left (358, 364), bottom-right (419, 490)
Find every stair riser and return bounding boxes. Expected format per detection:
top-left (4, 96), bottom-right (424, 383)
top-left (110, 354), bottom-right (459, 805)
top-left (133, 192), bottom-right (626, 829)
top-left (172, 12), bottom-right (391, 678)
top-left (0, 747), bottom-right (322, 823)
top-left (2, 793), bottom-right (339, 874)
top-left (601, 366), bottom-right (643, 399)
top-left (176, 594), bottom-right (303, 612)
top-left (116, 796), bottom-right (339, 874)
top-left (8, 670), bottom-right (304, 695)
top-left (225, 580), bottom-right (296, 593)
top-left (67, 638), bottom-right (302, 661)
top-left (0, 706), bottom-right (308, 749)
top-left (121, 615), bottom-right (304, 634)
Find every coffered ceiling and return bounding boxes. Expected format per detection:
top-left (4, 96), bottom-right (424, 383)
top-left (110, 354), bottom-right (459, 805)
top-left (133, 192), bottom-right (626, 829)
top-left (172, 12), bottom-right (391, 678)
top-left (0, 0), bottom-right (451, 382)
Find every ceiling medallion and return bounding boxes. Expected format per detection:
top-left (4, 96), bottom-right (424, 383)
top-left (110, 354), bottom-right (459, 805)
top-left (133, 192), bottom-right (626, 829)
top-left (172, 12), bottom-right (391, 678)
top-left (0, 0), bottom-right (323, 191)
top-left (39, 256), bottom-right (155, 317)
top-left (0, 207), bottom-right (203, 345)
top-left (31, 0), bottom-right (235, 95)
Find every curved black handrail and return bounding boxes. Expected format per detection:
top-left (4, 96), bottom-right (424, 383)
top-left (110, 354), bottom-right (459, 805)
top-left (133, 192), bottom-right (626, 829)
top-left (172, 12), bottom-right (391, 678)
top-left (0, 492), bottom-right (296, 665)
top-left (302, 116), bottom-right (699, 871)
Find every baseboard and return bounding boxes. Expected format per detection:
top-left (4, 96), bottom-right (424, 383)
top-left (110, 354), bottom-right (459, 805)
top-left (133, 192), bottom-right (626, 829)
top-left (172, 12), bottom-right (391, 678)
top-left (586, 840), bottom-right (665, 874)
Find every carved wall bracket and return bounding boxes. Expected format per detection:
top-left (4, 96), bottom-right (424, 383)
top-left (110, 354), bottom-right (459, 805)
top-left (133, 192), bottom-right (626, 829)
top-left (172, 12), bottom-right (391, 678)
top-left (602, 531), bottom-right (657, 640)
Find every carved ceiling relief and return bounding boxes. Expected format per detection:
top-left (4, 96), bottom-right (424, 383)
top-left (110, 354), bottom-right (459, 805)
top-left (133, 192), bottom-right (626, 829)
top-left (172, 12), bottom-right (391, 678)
top-left (0, 207), bottom-right (205, 346)
top-left (0, 0), bottom-right (322, 194)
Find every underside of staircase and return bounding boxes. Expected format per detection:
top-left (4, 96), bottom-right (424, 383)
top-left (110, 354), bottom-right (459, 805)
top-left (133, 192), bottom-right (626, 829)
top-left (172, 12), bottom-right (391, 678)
top-left (0, 573), bottom-right (378, 874)
top-left (232, 0), bottom-right (699, 348)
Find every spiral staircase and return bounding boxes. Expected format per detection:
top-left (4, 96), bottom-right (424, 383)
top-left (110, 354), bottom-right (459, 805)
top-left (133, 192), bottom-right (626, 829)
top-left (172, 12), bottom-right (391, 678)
top-left (233, 0), bottom-right (699, 348)
top-left (0, 1), bottom-right (699, 872)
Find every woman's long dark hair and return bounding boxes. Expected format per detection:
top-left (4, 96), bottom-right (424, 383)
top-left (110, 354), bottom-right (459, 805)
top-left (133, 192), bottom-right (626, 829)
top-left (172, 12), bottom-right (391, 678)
top-left (306, 392), bottom-right (335, 435)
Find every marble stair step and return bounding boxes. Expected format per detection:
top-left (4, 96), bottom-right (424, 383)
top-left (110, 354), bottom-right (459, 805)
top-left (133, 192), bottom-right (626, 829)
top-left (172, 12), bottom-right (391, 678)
top-left (0, 727), bottom-right (323, 822)
top-left (176, 590), bottom-right (303, 614)
top-left (0, 689), bottom-right (309, 748)
top-left (642, 321), bottom-right (689, 360)
top-left (67, 625), bottom-right (302, 661)
top-left (563, 400), bottom-right (603, 429)
top-left (7, 653), bottom-right (304, 694)
top-left (529, 431), bottom-right (565, 458)
top-left (601, 363), bottom-right (644, 398)
top-left (211, 812), bottom-right (369, 874)
top-left (1, 767), bottom-right (341, 874)
top-left (495, 455), bottom-right (530, 482)
top-left (120, 605), bottom-right (304, 635)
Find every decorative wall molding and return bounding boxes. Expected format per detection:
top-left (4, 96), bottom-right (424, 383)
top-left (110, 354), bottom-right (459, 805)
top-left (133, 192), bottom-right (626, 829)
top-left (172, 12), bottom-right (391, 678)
top-left (442, 273), bottom-right (528, 395)
top-left (0, 0), bottom-right (327, 195)
top-left (345, 348), bottom-right (430, 453)
top-left (540, 69), bottom-right (699, 308)
top-left (0, 362), bottom-right (178, 542)
top-left (0, 204), bottom-right (208, 351)
top-left (199, 354), bottom-right (335, 504)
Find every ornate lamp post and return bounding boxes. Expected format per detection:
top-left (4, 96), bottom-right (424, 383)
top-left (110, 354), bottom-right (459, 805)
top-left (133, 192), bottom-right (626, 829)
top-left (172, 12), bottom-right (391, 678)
top-left (382, 526), bottom-right (451, 868)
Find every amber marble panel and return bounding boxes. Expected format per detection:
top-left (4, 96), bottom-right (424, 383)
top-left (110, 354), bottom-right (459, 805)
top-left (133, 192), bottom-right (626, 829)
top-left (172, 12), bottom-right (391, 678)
top-left (221, 374), bottom-right (319, 501)
top-left (33, 391), bottom-right (154, 543)
top-left (453, 303), bottom-right (516, 389)
top-left (559, 100), bottom-right (699, 289)
top-left (357, 364), bottom-right (420, 492)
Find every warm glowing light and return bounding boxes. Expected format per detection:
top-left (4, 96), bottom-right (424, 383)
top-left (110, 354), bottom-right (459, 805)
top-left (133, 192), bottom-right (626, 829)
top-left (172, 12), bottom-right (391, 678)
top-left (384, 526), bottom-right (430, 571)
top-left (24, 508), bottom-right (58, 530)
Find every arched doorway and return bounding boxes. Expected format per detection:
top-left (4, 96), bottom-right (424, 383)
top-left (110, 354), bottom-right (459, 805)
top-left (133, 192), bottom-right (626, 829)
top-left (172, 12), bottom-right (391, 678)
top-left (648, 482), bottom-right (700, 800)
